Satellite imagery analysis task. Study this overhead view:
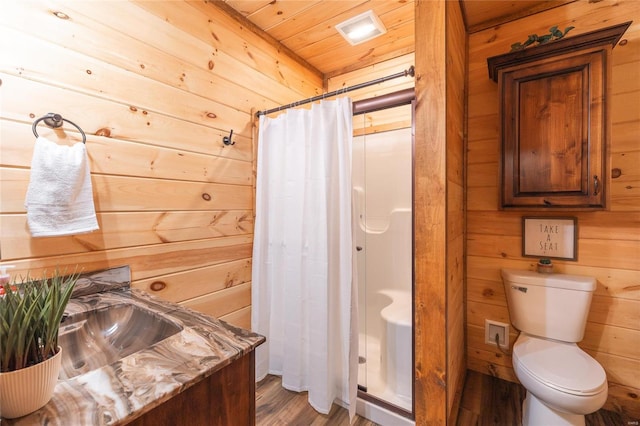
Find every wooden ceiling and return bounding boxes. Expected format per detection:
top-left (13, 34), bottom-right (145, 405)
top-left (216, 0), bottom-right (574, 77)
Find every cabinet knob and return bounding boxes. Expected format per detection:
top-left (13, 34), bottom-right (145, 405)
top-left (593, 175), bottom-right (600, 195)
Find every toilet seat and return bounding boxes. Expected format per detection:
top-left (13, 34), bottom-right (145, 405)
top-left (513, 335), bottom-right (607, 395)
top-left (513, 334), bottom-right (608, 415)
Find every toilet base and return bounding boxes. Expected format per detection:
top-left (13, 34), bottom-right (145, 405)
top-left (523, 392), bottom-right (585, 426)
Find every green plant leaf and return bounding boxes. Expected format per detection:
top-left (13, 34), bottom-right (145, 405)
top-left (508, 24), bottom-right (577, 53)
top-left (0, 269), bottom-right (78, 372)
top-left (537, 34), bottom-right (552, 44)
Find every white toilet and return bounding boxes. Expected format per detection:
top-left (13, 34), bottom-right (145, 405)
top-left (501, 269), bottom-right (608, 426)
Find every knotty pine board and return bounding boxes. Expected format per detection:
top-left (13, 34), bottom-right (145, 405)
top-left (1, 122), bottom-right (252, 185)
top-left (180, 281), bottom-right (251, 320)
top-left (0, 0), bottom-right (321, 122)
top-left (5, 235), bottom-right (253, 281)
top-left (64, 0), bottom-right (321, 100)
top-left (587, 350), bottom-right (640, 390)
top-left (467, 255), bottom-right (640, 301)
top-left (326, 53), bottom-right (415, 101)
top-left (467, 234), bottom-right (639, 271)
top-left (134, 0), bottom-right (322, 96)
top-left (466, 188), bottom-right (640, 214)
top-left (133, 258), bottom-right (251, 304)
top-left (0, 27), bottom-right (255, 128)
top-left (468, 298), bottom-right (640, 361)
top-left (1, 211), bottom-right (253, 260)
top-left (219, 306), bottom-right (251, 330)
top-left (231, 0), bottom-right (318, 32)
top-left (0, 74), bottom-right (253, 158)
top-left (302, 19), bottom-right (414, 77)
top-left (414, 0), bottom-right (448, 423)
top-left (0, 169), bottom-right (252, 213)
top-left (0, 68), bottom-right (252, 143)
top-left (258, 1), bottom-right (362, 43)
top-left (446, 1), bottom-right (467, 417)
top-left (249, 1), bottom-right (413, 77)
top-left (463, 0), bottom-right (575, 34)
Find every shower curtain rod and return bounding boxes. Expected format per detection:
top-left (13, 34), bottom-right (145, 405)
top-left (256, 66), bottom-right (415, 117)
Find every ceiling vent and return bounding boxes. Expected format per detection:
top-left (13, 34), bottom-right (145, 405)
top-left (335, 10), bottom-right (387, 46)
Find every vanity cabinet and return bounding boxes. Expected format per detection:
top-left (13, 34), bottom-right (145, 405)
top-left (487, 22), bottom-right (631, 209)
top-left (127, 352), bottom-right (256, 426)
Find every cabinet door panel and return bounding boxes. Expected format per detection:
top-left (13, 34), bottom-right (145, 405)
top-left (518, 68), bottom-right (585, 193)
top-left (501, 50), bottom-right (605, 208)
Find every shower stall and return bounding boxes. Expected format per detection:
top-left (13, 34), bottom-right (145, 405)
top-left (353, 99), bottom-right (414, 421)
top-left (253, 68), bottom-right (416, 422)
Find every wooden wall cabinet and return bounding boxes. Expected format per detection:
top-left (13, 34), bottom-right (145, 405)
top-left (488, 22), bottom-right (631, 209)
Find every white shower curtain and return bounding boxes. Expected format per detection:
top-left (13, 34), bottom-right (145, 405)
top-left (252, 97), bottom-right (358, 419)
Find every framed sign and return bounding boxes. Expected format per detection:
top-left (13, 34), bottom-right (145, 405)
top-left (522, 216), bottom-right (577, 260)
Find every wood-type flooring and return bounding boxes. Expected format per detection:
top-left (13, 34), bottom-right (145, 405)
top-left (256, 374), bottom-right (376, 425)
top-left (256, 371), bottom-right (638, 426)
top-left (457, 370), bottom-right (637, 426)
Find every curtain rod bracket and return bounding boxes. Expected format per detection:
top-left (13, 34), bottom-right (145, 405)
top-left (406, 65), bottom-right (415, 77)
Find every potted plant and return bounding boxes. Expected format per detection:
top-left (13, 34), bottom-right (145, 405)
top-left (537, 258), bottom-right (554, 274)
top-left (0, 269), bottom-right (78, 419)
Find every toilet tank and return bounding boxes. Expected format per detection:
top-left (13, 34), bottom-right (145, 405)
top-left (501, 269), bottom-right (596, 343)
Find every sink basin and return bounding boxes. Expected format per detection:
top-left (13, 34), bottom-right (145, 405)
top-left (58, 303), bottom-right (183, 379)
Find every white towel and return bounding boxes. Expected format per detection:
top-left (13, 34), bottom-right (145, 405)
top-left (25, 136), bottom-right (99, 237)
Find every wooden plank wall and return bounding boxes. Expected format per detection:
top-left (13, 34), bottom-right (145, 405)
top-left (446, 1), bottom-right (467, 424)
top-left (466, 1), bottom-right (640, 417)
top-left (415, 2), bottom-right (448, 421)
top-left (414, 1), bottom-right (467, 424)
top-left (0, 0), bottom-right (322, 330)
top-left (327, 53), bottom-right (415, 132)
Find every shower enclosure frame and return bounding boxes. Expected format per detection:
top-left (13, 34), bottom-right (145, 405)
top-left (353, 88), bottom-right (416, 420)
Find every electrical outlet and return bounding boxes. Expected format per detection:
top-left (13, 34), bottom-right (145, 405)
top-left (485, 319), bottom-right (509, 348)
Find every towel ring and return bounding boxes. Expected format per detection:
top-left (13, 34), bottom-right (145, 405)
top-left (32, 113), bottom-right (87, 144)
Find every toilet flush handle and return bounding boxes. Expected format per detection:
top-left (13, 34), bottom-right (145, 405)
top-left (512, 285), bottom-right (528, 293)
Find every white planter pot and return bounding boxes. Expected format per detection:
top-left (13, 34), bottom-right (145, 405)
top-left (0, 347), bottom-right (62, 419)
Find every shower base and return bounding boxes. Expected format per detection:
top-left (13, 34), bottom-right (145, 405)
top-left (357, 333), bottom-right (412, 412)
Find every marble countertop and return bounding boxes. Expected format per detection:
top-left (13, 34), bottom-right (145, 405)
top-left (4, 267), bottom-right (265, 425)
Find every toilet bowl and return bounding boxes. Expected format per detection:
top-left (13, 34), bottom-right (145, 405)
top-left (501, 269), bottom-right (608, 426)
top-left (513, 334), bottom-right (607, 425)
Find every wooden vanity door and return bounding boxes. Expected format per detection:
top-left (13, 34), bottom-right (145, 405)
top-left (500, 48), bottom-right (607, 209)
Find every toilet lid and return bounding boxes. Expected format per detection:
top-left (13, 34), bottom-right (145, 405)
top-left (513, 335), bottom-right (607, 395)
